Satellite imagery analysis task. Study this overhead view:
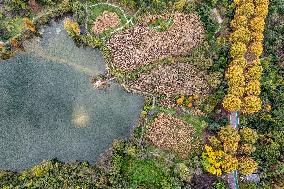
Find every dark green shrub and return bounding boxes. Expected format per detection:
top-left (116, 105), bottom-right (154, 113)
top-left (72, 1), bottom-right (87, 24)
top-left (239, 181), bottom-right (258, 189)
top-left (195, 3), bottom-right (219, 35)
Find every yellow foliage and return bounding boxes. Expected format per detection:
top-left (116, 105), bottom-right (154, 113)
top-left (208, 136), bottom-right (222, 148)
top-left (31, 161), bottom-right (53, 177)
top-left (223, 141), bottom-right (239, 154)
top-left (230, 27), bottom-right (251, 43)
top-left (254, 0), bottom-right (269, 6)
top-left (222, 154), bottom-right (238, 173)
top-left (239, 128), bottom-right (258, 144)
top-left (233, 0), bottom-right (253, 6)
top-left (227, 75), bottom-right (245, 87)
top-left (203, 128), bottom-right (259, 176)
top-left (219, 126), bottom-right (240, 154)
top-left (245, 65), bottom-right (263, 80)
top-left (23, 17), bottom-right (36, 32)
top-left (202, 145), bottom-right (224, 176)
top-left (265, 104), bottom-right (272, 112)
top-left (174, 0), bottom-right (187, 11)
top-left (245, 80), bottom-right (261, 96)
top-left (250, 17), bottom-right (265, 32)
top-left (63, 17), bottom-right (80, 37)
top-left (230, 42), bottom-right (247, 58)
top-left (236, 3), bottom-right (255, 17)
top-left (222, 94), bottom-right (242, 112)
top-left (238, 157), bottom-right (258, 175)
top-left (230, 16), bottom-right (248, 29)
top-left (234, 0), bottom-right (241, 5)
top-left (225, 65), bottom-right (243, 79)
top-left (249, 42), bottom-right (263, 57)
top-left (218, 126), bottom-right (240, 142)
top-left (231, 57), bottom-right (248, 68)
top-left (242, 95), bottom-right (262, 114)
top-left (239, 143), bottom-right (256, 154)
top-left (228, 85), bottom-right (245, 97)
top-left (176, 95), bottom-right (185, 105)
top-left (10, 38), bottom-right (19, 48)
top-left (255, 4), bottom-right (269, 18)
top-left (251, 32), bottom-right (264, 42)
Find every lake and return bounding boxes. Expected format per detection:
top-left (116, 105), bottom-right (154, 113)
top-left (0, 20), bottom-right (144, 171)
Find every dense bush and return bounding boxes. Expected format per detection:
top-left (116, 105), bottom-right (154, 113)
top-left (250, 17), bottom-right (265, 32)
top-left (225, 65), bottom-right (243, 79)
top-left (71, 1), bottom-right (86, 25)
top-left (228, 85), bottom-right (245, 97)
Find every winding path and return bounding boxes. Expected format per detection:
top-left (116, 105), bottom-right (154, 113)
top-left (228, 111), bottom-right (239, 189)
top-left (85, 3), bottom-right (141, 40)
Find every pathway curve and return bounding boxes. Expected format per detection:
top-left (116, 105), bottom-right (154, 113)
top-left (228, 111), bottom-right (239, 189)
top-left (85, 2), bottom-right (141, 40)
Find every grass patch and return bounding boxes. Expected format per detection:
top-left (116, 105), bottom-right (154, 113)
top-left (179, 114), bottom-right (207, 136)
top-left (122, 157), bottom-right (177, 188)
top-left (156, 106), bottom-right (177, 115)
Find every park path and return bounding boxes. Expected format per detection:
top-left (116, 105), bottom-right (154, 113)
top-left (228, 111), bottom-right (239, 189)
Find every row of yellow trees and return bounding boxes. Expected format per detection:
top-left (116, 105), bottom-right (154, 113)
top-left (202, 126), bottom-right (258, 176)
top-left (222, 0), bottom-right (269, 114)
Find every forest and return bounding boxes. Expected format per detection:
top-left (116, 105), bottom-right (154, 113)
top-left (0, 0), bottom-right (283, 188)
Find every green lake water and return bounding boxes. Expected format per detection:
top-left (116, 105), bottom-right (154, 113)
top-left (0, 20), bottom-right (144, 171)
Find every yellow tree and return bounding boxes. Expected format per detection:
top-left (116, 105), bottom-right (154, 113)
top-left (63, 18), bottom-right (80, 37)
top-left (222, 94), bottom-right (242, 112)
top-left (218, 125), bottom-right (240, 154)
top-left (23, 17), bottom-right (36, 32)
top-left (245, 80), bottom-right (261, 96)
top-left (242, 95), bottom-right (262, 114)
top-left (238, 157), bottom-right (258, 175)
top-left (230, 42), bottom-right (247, 58)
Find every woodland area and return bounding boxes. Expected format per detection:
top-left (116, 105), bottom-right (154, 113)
top-left (0, 0), bottom-right (283, 188)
